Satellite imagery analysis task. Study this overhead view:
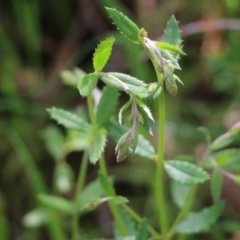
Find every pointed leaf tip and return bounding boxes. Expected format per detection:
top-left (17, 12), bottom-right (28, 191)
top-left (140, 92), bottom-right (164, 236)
top-left (105, 8), bottom-right (140, 44)
top-left (93, 36), bottom-right (115, 72)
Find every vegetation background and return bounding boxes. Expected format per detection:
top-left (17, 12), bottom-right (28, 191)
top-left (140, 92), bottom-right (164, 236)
top-left (1, 0), bottom-right (240, 239)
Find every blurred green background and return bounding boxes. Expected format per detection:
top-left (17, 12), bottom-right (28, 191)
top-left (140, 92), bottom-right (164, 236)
top-left (1, 0), bottom-right (240, 239)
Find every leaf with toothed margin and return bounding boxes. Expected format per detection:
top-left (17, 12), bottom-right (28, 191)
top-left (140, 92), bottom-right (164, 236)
top-left (162, 15), bottom-right (182, 45)
top-left (106, 8), bottom-right (140, 44)
top-left (47, 107), bottom-right (92, 133)
top-left (177, 201), bottom-right (225, 234)
top-left (89, 131), bottom-right (106, 164)
top-left (165, 160), bottom-right (209, 185)
top-left (118, 100), bottom-right (131, 126)
top-left (93, 36), bottom-right (115, 72)
top-left (135, 98), bottom-right (154, 122)
top-left (137, 105), bottom-right (153, 135)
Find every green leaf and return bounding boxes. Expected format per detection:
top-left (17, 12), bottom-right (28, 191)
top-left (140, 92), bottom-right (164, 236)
top-left (211, 170), bottom-right (223, 203)
top-left (177, 201), bottom-right (225, 234)
top-left (105, 8), bottom-right (140, 44)
top-left (107, 121), bottom-right (155, 159)
top-left (78, 73), bottom-right (98, 96)
top-left (47, 107), bottom-right (92, 133)
top-left (54, 162), bottom-right (73, 193)
top-left (165, 160), bottom-right (209, 185)
top-left (61, 68), bottom-right (86, 87)
top-left (118, 100), bottom-right (131, 126)
top-left (80, 196), bottom-right (128, 212)
top-left (22, 208), bottom-right (49, 228)
top-left (98, 172), bottom-right (116, 196)
top-left (135, 98), bottom-right (154, 122)
top-left (96, 86), bottom-right (119, 127)
top-left (137, 105), bottom-right (153, 134)
top-left (155, 41), bottom-right (185, 55)
top-left (41, 126), bottom-right (65, 161)
top-left (93, 36), bottom-right (115, 71)
top-left (135, 219), bottom-right (148, 240)
top-left (89, 131), bottom-right (106, 164)
top-left (161, 50), bottom-right (181, 70)
top-left (210, 132), bottom-right (239, 151)
top-left (37, 194), bottom-right (73, 213)
top-left (114, 208), bottom-right (136, 239)
top-left (170, 180), bottom-right (190, 208)
top-left (79, 179), bottom-right (106, 206)
top-left (162, 15), bottom-right (182, 45)
top-left (212, 148), bottom-right (240, 172)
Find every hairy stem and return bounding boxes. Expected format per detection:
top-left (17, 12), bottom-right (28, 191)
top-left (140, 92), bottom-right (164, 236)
top-left (72, 151), bottom-right (88, 240)
top-left (87, 94), bottom-right (128, 237)
top-left (155, 71), bottom-right (168, 236)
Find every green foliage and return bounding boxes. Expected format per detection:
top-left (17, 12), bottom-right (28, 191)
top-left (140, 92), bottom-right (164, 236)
top-left (105, 8), bottom-right (140, 44)
top-left (155, 41), bottom-right (185, 55)
top-left (93, 36), bottom-right (115, 72)
top-left (162, 15), bottom-right (182, 45)
top-left (78, 73), bottom-right (98, 96)
top-left (211, 170), bottom-right (223, 203)
top-left (37, 194), bottom-right (73, 213)
top-left (135, 219), bottom-right (148, 240)
top-left (47, 107), bottom-right (92, 133)
top-left (98, 172), bottom-right (116, 196)
top-left (88, 131), bottom-right (106, 164)
top-left (177, 201), bottom-right (225, 234)
top-left (165, 160), bottom-right (209, 185)
top-left (96, 86), bottom-right (119, 127)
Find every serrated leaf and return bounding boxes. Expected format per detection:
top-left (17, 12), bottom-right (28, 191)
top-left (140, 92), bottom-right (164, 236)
top-left (107, 121), bottom-right (155, 159)
top-left (118, 100), bottom-right (131, 126)
top-left (135, 219), bottom-right (148, 240)
top-left (78, 73), bottom-right (98, 96)
top-left (37, 194), bottom-right (73, 213)
top-left (98, 172), bottom-right (116, 196)
top-left (170, 180), bottom-right (190, 208)
top-left (162, 15), bottom-right (182, 45)
top-left (96, 86), bottom-right (119, 127)
top-left (177, 201), bottom-right (225, 234)
top-left (93, 36), bottom-right (115, 71)
top-left (89, 131), bottom-right (106, 164)
top-left (211, 170), bottom-right (223, 203)
top-left (135, 98), bottom-right (154, 122)
top-left (47, 107), bottom-right (92, 133)
top-left (165, 160), bottom-right (209, 185)
top-left (155, 41), bottom-right (185, 55)
top-left (137, 105), bottom-right (153, 135)
top-left (106, 8), bottom-right (140, 44)
top-left (54, 162), bottom-right (73, 193)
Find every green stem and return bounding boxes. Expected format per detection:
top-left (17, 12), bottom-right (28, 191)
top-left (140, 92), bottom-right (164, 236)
top-left (167, 186), bottom-right (197, 240)
top-left (122, 204), bottom-right (162, 239)
top-left (155, 72), bottom-right (168, 236)
top-left (72, 151), bottom-right (88, 240)
top-left (87, 95), bottom-right (128, 237)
